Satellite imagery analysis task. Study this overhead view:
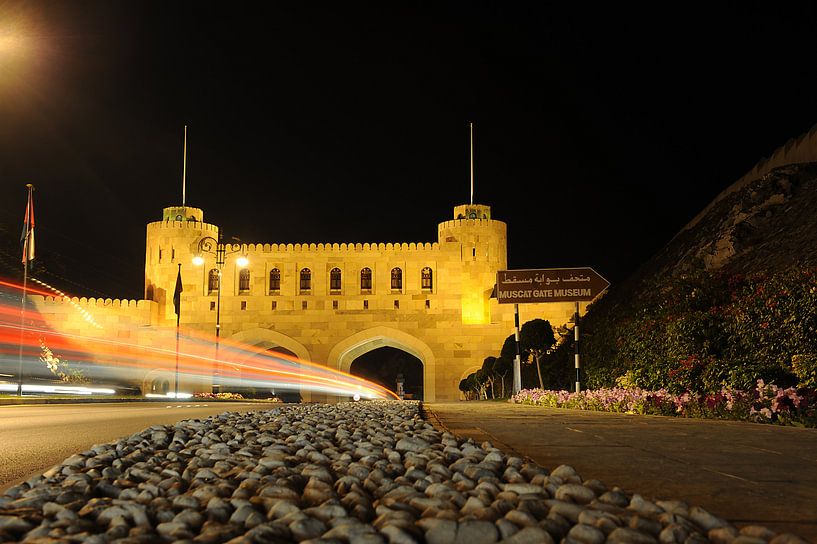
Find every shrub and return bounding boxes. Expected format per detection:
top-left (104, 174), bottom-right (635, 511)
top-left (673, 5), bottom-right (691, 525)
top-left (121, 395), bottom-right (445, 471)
top-left (192, 392), bottom-right (245, 400)
top-left (510, 383), bottom-right (817, 427)
top-left (571, 266), bottom-right (817, 394)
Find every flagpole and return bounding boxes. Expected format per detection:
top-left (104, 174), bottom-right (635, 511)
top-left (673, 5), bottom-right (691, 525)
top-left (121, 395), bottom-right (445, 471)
top-left (182, 125), bottom-right (188, 208)
top-left (175, 263), bottom-right (181, 397)
top-left (17, 184), bottom-right (34, 397)
top-left (470, 121), bottom-right (474, 205)
top-left (17, 260), bottom-right (28, 397)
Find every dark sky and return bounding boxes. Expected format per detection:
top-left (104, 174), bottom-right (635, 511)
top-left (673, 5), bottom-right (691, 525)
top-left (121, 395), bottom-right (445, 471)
top-left (2, 2), bottom-right (817, 299)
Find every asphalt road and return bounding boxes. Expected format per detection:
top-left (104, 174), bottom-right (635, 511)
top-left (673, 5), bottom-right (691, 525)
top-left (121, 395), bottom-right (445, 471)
top-left (0, 401), bottom-right (266, 493)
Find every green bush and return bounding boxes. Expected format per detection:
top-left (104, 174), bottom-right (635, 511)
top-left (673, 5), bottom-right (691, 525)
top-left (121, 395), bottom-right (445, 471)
top-left (569, 266), bottom-right (817, 393)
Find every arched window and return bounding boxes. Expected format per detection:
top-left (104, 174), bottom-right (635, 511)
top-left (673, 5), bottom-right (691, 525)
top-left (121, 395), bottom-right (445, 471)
top-left (360, 267), bottom-right (372, 291)
top-left (421, 267), bottom-right (433, 290)
top-left (391, 267), bottom-right (402, 290)
top-left (300, 268), bottom-right (311, 291)
top-left (239, 269), bottom-right (250, 292)
top-left (269, 268), bottom-right (281, 291)
top-left (330, 268), bottom-right (342, 291)
top-left (208, 269), bottom-right (220, 293)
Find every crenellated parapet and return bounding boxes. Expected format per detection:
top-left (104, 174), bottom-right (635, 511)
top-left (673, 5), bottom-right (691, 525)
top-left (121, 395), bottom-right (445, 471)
top-left (684, 123), bottom-right (817, 232)
top-left (30, 294), bottom-right (157, 337)
top-left (32, 295), bottom-right (150, 309)
top-left (437, 217), bottom-right (507, 233)
top-left (241, 241), bottom-right (440, 253)
top-left (147, 219), bottom-right (219, 234)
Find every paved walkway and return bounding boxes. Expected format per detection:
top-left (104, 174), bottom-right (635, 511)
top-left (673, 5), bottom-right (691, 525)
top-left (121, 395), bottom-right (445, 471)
top-left (424, 401), bottom-right (817, 542)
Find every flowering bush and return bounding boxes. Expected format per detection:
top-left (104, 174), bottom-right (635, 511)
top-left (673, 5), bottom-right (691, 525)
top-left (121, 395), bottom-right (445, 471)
top-left (572, 266), bottom-right (817, 394)
top-left (510, 380), bottom-right (817, 427)
top-left (192, 392), bottom-right (245, 400)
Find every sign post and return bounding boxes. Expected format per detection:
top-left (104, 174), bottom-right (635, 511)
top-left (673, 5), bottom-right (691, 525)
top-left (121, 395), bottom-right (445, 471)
top-left (513, 304), bottom-right (522, 393)
top-left (574, 301), bottom-right (580, 393)
top-left (496, 268), bottom-right (610, 394)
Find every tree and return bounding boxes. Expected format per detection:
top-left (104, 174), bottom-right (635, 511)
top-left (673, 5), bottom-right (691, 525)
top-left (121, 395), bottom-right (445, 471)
top-left (520, 319), bottom-right (556, 390)
top-left (481, 357), bottom-right (497, 398)
top-left (493, 356), bottom-right (512, 397)
top-left (501, 334), bottom-right (521, 360)
top-left (472, 369), bottom-right (489, 399)
top-left (458, 378), bottom-right (471, 400)
top-left (500, 334), bottom-right (530, 388)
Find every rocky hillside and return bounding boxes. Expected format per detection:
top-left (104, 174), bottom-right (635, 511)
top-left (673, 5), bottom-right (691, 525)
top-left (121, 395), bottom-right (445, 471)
top-left (569, 163), bottom-right (817, 392)
top-left (636, 163), bottom-right (817, 280)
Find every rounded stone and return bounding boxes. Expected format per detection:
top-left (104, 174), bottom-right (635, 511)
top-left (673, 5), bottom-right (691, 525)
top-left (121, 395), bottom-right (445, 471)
top-left (608, 527), bottom-right (659, 544)
top-left (555, 483), bottom-right (596, 504)
top-left (501, 526), bottom-right (555, 544)
top-left (454, 519), bottom-right (498, 544)
top-left (568, 523), bottom-right (606, 544)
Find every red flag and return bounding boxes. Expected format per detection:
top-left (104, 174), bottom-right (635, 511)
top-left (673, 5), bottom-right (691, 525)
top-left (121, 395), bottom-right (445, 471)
top-left (20, 185), bottom-right (35, 266)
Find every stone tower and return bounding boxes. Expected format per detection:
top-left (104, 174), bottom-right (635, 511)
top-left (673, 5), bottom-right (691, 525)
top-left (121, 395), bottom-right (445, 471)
top-left (437, 204), bottom-right (507, 324)
top-left (144, 205), bottom-right (217, 321)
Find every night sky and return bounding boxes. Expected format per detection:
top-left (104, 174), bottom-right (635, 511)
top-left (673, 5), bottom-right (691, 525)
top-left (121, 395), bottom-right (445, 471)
top-left (2, 2), bottom-right (817, 300)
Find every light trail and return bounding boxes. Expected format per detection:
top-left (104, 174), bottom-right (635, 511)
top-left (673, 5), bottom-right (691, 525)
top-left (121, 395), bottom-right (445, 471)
top-left (0, 277), bottom-right (398, 400)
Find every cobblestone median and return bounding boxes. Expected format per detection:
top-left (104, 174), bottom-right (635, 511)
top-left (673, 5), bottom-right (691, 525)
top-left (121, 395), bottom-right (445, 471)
top-left (0, 401), bottom-right (808, 543)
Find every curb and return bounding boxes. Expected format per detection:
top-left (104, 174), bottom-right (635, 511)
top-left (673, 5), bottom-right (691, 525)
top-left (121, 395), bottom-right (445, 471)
top-left (0, 398), bottom-right (283, 406)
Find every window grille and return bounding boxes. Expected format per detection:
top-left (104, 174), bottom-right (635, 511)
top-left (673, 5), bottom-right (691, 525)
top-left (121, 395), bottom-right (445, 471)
top-left (239, 269), bottom-right (250, 292)
top-left (421, 267), bottom-right (433, 290)
top-left (330, 268), bottom-right (342, 290)
top-left (208, 269), bottom-right (220, 292)
top-left (391, 268), bottom-right (402, 290)
top-left (360, 267), bottom-right (372, 291)
top-left (300, 268), bottom-right (311, 291)
top-left (269, 268), bottom-right (281, 291)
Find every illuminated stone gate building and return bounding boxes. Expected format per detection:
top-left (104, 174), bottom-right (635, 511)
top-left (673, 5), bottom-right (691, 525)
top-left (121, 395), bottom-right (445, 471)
top-left (141, 203), bottom-right (583, 401)
top-left (31, 203), bottom-right (584, 401)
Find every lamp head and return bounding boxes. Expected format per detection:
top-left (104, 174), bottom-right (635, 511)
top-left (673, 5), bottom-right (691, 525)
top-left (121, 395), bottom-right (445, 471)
top-left (236, 256), bottom-right (249, 268)
top-left (192, 255), bottom-right (205, 266)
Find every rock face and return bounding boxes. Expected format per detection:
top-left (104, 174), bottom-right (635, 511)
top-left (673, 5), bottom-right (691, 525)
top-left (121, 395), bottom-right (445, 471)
top-left (641, 163), bottom-right (817, 279)
top-left (0, 401), bottom-right (801, 543)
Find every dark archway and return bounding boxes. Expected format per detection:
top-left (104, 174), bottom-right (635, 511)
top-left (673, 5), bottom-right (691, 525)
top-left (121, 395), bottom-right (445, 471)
top-left (350, 346), bottom-right (423, 400)
top-left (265, 346), bottom-right (301, 402)
top-left (267, 346), bottom-right (298, 358)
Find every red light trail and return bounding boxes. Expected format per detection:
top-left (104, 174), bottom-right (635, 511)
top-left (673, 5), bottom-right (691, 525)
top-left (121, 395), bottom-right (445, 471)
top-left (0, 277), bottom-right (398, 400)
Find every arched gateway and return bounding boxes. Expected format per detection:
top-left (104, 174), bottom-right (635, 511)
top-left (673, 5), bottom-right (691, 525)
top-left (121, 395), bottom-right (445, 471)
top-left (328, 326), bottom-right (436, 400)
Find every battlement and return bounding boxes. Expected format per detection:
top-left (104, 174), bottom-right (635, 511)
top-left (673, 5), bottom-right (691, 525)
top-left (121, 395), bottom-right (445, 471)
top-left (32, 295), bottom-right (150, 309)
top-left (240, 241), bottom-right (441, 253)
top-left (147, 220), bottom-right (219, 233)
top-left (437, 218), bottom-right (507, 232)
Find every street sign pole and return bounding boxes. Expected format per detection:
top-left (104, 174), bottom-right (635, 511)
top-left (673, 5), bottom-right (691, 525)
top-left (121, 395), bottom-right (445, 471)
top-left (513, 303), bottom-right (522, 394)
top-left (574, 301), bottom-right (580, 393)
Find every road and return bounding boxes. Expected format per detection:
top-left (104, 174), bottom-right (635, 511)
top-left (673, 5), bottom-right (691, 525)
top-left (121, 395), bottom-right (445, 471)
top-left (0, 401), bottom-right (267, 493)
top-left (425, 402), bottom-right (817, 542)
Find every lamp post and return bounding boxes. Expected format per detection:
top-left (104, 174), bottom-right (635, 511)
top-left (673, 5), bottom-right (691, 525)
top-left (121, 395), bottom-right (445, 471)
top-left (193, 232), bottom-right (248, 393)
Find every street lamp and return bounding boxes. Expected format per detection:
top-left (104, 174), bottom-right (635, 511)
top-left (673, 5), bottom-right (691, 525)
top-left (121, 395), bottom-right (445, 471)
top-left (193, 232), bottom-right (248, 393)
